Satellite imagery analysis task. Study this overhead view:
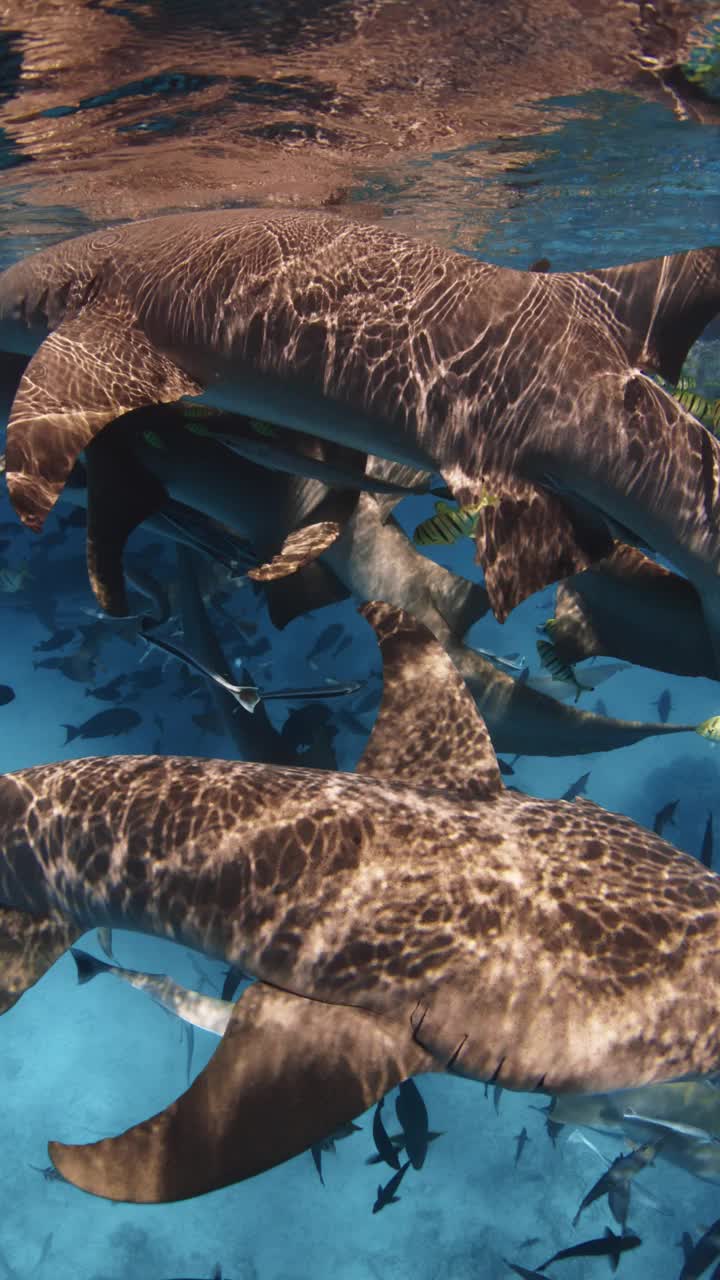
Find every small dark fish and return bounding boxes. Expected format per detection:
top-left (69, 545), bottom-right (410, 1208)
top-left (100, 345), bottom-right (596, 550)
top-left (128, 663), bottom-right (164, 692)
top-left (395, 1078), bottom-right (429, 1170)
top-left (503, 1262), bottom-right (550, 1280)
top-left (701, 813), bottom-right (714, 870)
top-left (653, 799), bottom-right (679, 837)
top-left (0, 684), bottom-right (14, 706)
top-left (572, 1141), bottom-right (659, 1230)
top-left (514, 1126), bottom-right (530, 1167)
top-left (372, 1159), bottom-right (410, 1213)
top-left (86, 674), bottom-right (128, 702)
top-left (540, 1227), bottom-right (641, 1271)
top-left (307, 624), bottom-right (344, 662)
top-left (33, 628), bottom-right (75, 653)
top-left (373, 1098), bottom-right (401, 1171)
top-left (34, 653), bottom-right (97, 683)
top-left (311, 1120), bottom-right (362, 1185)
top-left (653, 688), bottom-right (672, 723)
top-left (62, 708), bottom-right (141, 744)
top-left (680, 1216), bottom-right (720, 1280)
top-left (493, 1082), bottom-right (503, 1113)
top-left (561, 771), bottom-right (590, 802)
top-left (365, 1130), bottom-right (444, 1165)
top-left (531, 1098), bottom-right (563, 1147)
top-left (498, 758), bottom-right (515, 777)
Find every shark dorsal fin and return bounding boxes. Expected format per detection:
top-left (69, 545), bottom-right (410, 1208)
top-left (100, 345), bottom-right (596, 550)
top-left (356, 601), bottom-right (502, 802)
top-left (585, 247), bottom-right (720, 385)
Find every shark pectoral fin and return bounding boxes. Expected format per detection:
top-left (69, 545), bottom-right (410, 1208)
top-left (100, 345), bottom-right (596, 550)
top-left (5, 306), bottom-right (203, 531)
top-left (85, 427), bottom-right (169, 616)
top-left (551, 582), bottom-right (604, 664)
top-left (263, 562), bottom-right (351, 630)
top-left (468, 478), bottom-right (613, 623)
top-left (0, 906), bottom-right (79, 1013)
top-left (356, 602), bottom-right (502, 801)
top-left (48, 982), bottom-right (435, 1203)
top-left (247, 522), bottom-right (342, 581)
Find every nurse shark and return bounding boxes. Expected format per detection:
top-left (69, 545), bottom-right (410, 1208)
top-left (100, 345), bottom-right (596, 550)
top-left (1, 603), bottom-right (720, 1203)
top-left (1, 211), bottom-right (720, 659)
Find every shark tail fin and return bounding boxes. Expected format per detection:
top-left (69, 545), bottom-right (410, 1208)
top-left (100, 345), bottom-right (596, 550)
top-left (584, 246), bottom-right (720, 384)
top-left (61, 724), bottom-right (80, 745)
top-left (356, 602), bottom-right (502, 802)
top-left (70, 947), bottom-right (112, 985)
top-left (49, 982), bottom-right (436, 1202)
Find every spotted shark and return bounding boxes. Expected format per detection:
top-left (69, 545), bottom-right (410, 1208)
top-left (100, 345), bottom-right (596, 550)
top-left (2, 603), bottom-right (720, 1203)
top-left (1, 211), bottom-right (720, 659)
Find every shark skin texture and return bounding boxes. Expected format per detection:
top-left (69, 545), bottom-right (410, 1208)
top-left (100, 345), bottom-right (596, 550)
top-left (0, 604), bottom-right (719, 1202)
top-left (1, 212), bottom-right (720, 659)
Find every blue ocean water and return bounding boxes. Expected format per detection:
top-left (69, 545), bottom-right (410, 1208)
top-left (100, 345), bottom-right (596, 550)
top-left (0, 10), bottom-right (718, 1280)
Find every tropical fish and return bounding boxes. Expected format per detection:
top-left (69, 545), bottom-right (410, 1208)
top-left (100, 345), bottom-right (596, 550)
top-left (514, 1127), bottom-right (530, 1167)
top-left (372, 1098), bottom-right (400, 1171)
top-left (372, 1160), bottom-right (411, 1214)
top-left (653, 799), bottom-right (679, 837)
top-left (677, 1217), bottom-right (720, 1280)
top-left (61, 708), bottom-right (141, 744)
top-left (87, 674), bottom-right (128, 702)
top-left (413, 499), bottom-right (490, 546)
top-left (571, 1141), bottom-right (660, 1229)
top-left (561, 771), bottom-right (590, 802)
top-left (540, 1228), bottom-right (642, 1271)
top-left (653, 688), bottom-right (672, 723)
top-left (33, 628), bottom-right (75, 652)
top-left (395, 1079), bottom-right (429, 1170)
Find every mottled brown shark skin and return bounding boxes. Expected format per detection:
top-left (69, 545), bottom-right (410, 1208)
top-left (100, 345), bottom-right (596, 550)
top-left (550, 543), bottom-right (716, 678)
top-left (1, 211), bottom-right (720, 652)
top-left (321, 492), bottom-right (697, 755)
top-left (1, 604), bottom-right (720, 1203)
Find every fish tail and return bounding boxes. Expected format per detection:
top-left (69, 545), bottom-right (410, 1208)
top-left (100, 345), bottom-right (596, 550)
top-left (61, 723), bottom-right (80, 744)
top-left (70, 947), bottom-right (112, 985)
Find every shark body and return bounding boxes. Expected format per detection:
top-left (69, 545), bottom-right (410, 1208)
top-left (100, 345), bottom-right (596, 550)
top-left (1, 211), bottom-right (720, 657)
top-left (1, 604), bottom-right (720, 1203)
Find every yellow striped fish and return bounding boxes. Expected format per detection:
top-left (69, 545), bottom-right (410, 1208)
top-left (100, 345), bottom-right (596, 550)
top-left (413, 494), bottom-right (498, 547)
top-left (536, 638), bottom-right (585, 702)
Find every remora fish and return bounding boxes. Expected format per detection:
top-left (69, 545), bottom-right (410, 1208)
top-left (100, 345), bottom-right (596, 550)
top-left (6, 606), bottom-right (720, 1203)
top-left (679, 1218), bottom-right (720, 1280)
top-left (4, 212), bottom-right (720, 661)
top-left (571, 1140), bottom-right (660, 1229)
top-left (372, 1160), bottom-right (411, 1214)
top-left (70, 948), bottom-right (235, 1037)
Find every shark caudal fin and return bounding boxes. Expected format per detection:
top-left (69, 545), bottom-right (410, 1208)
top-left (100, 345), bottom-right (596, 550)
top-left (49, 982), bottom-right (437, 1202)
top-left (583, 246), bottom-right (720, 385)
top-left (356, 601), bottom-right (503, 802)
top-left (5, 305), bottom-right (203, 532)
